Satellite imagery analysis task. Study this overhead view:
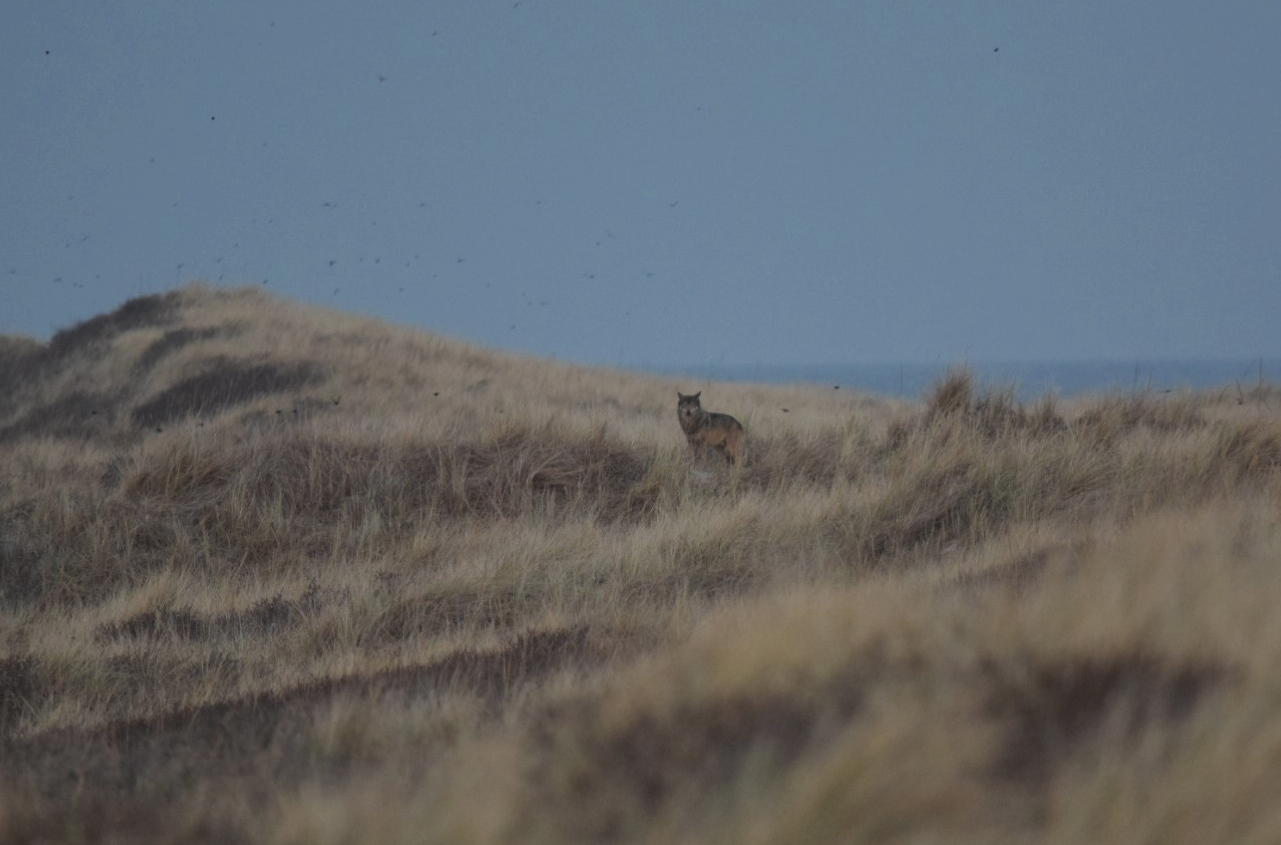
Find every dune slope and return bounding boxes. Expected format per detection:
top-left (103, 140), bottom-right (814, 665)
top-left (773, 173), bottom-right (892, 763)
top-left (2, 284), bottom-right (1280, 844)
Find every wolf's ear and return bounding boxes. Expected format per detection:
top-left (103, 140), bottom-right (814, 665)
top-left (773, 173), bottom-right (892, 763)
top-left (694, 392), bottom-right (701, 400)
top-left (677, 391), bottom-right (685, 400)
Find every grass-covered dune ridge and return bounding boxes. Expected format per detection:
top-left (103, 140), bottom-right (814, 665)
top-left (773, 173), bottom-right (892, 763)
top-left (1, 284), bottom-right (1279, 843)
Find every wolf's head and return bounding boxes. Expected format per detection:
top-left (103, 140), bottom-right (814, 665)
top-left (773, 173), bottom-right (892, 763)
top-left (677, 391), bottom-right (704, 424)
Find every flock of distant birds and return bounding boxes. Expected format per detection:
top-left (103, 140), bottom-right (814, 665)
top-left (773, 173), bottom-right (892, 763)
top-left (20, 26), bottom-right (1004, 342)
top-left (17, 187), bottom-right (680, 334)
top-left (20, 9), bottom-right (708, 326)
top-left (19, 165), bottom-right (687, 335)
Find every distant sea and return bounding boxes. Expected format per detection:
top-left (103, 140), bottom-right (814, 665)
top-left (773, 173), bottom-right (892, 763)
top-left (651, 359), bottom-right (1280, 402)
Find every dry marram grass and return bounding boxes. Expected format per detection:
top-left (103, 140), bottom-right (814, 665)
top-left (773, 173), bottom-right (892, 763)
top-left (1, 285), bottom-right (1279, 843)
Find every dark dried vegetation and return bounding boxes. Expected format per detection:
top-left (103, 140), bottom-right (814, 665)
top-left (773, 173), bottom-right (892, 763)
top-left (985, 651), bottom-right (1234, 786)
top-left (45, 293), bottom-right (181, 363)
top-left (0, 390), bottom-right (118, 443)
top-left (134, 326), bottom-right (228, 373)
top-left (131, 357), bottom-right (324, 427)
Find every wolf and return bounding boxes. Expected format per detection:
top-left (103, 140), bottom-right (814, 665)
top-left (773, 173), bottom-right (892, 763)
top-left (676, 391), bottom-right (744, 467)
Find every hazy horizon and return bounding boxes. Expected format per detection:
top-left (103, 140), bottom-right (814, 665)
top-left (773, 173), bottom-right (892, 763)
top-left (4, 281), bottom-right (1278, 397)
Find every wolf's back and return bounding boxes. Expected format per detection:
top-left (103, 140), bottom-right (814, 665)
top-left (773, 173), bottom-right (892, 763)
top-left (707, 411), bottom-right (743, 432)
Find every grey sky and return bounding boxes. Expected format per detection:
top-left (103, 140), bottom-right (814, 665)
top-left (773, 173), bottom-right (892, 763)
top-left (3, 1), bottom-right (1278, 367)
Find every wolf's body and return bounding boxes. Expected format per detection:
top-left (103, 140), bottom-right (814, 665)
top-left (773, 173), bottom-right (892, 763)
top-left (677, 392), bottom-right (744, 467)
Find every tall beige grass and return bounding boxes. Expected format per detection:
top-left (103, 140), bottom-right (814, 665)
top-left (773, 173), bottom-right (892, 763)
top-left (1, 284), bottom-right (1279, 843)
